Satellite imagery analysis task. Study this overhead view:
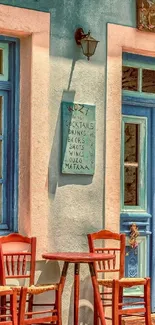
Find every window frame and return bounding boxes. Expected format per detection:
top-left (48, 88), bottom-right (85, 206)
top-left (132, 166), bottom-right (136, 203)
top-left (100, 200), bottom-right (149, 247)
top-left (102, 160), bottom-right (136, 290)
top-left (122, 52), bottom-right (155, 98)
top-left (121, 115), bottom-right (147, 212)
top-left (0, 36), bottom-right (20, 234)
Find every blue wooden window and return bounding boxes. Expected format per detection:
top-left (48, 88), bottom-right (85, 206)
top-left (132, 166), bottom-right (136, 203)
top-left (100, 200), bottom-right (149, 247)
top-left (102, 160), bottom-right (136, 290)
top-left (122, 52), bottom-right (155, 98)
top-left (121, 115), bottom-right (147, 212)
top-left (0, 37), bottom-right (19, 234)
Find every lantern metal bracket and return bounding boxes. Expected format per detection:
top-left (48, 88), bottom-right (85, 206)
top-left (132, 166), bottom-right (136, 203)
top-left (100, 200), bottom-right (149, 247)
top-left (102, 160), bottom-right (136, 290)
top-left (74, 27), bottom-right (99, 61)
top-left (75, 28), bottom-right (88, 45)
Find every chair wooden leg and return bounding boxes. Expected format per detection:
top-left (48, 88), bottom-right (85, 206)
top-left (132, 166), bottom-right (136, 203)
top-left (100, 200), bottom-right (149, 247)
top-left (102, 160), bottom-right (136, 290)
top-left (89, 263), bottom-right (106, 325)
top-left (112, 280), bottom-right (119, 325)
top-left (56, 287), bottom-right (62, 325)
top-left (10, 290), bottom-right (18, 325)
top-left (28, 294), bottom-right (33, 314)
top-left (18, 287), bottom-right (27, 325)
top-left (94, 295), bottom-right (99, 325)
top-left (144, 278), bottom-right (151, 325)
top-left (119, 286), bottom-right (123, 325)
top-left (1, 295), bottom-right (6, 319)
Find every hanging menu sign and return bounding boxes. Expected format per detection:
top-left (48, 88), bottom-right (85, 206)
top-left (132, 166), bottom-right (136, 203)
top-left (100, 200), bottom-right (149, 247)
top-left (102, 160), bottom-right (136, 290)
top-left (61, 101), bottom-right (95, 175)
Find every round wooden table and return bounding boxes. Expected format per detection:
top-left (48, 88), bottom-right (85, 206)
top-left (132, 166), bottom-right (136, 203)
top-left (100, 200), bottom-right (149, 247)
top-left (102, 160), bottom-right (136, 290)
top-left (42, 252), bottom-right (114, 325)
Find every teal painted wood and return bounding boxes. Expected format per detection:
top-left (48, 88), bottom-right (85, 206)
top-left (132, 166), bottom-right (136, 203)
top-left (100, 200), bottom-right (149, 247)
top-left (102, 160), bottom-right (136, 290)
top-left (121, 115), bottom-right (147, 212)
top-left (13, 39), bottom-right (20, 233)
top-left (123, 53), bottom-right (155, 98)
top-left (0, 43), bottom-right (8, 81)
top-left (123, 90), bottom-right (155, 99)
top-left (123, 52), bottom-right (155, 67)
top-left (0, 37), bottom-right (20, 234)
top-left (61, 101), bottom-right (95, 175)
top-left (121, 103), bottom-right (152, 307)
top-left (124, 236), bottom-right (147, 296)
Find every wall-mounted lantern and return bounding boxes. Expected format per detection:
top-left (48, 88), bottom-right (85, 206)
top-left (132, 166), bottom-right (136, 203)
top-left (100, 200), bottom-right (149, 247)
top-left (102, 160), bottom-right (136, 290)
top-left (75, 28), bottom-right (99, 61)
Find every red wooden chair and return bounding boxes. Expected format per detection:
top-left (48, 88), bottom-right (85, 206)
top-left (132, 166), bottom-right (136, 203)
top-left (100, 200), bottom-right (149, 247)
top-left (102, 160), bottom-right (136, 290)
top-left (0, 233), bottom-right (62, 323)
top-left (0, 286), bottom-right (17, 325)
top-left (0, 233), bottom-right (36, 288)
top-left (18, 286), bottom-right (61, 325)
top-left (87, 229), bottom-right (151, 325)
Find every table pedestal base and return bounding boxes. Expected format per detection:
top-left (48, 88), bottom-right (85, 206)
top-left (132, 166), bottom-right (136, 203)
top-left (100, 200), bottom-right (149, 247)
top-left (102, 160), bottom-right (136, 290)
top-left (59, 261), bottom-right (106, 325)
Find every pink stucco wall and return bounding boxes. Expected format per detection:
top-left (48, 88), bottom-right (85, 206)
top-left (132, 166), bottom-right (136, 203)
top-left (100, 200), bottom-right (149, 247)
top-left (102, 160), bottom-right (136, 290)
top-left (106, 24), bottom-right (155, 232)
top-left (0, 4), bottom-right (50, 258)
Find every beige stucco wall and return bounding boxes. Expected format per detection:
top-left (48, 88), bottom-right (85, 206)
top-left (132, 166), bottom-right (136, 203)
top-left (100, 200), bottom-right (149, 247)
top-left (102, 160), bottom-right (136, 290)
top-left (0, 5), bottom-right (105, 324)
top-left (48, 58), bottom-right (105, 323)
top-left (48, 58), bottom-right (105, 251)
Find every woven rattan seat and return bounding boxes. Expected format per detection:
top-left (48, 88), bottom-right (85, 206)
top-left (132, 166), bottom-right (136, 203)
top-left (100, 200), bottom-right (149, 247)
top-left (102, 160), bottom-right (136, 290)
top-left (0, 286), bottom-right (12, 291)
top-left (98, 277), bottom-right (146, 288)
top-left (11, 283), bottom-right (58, 295)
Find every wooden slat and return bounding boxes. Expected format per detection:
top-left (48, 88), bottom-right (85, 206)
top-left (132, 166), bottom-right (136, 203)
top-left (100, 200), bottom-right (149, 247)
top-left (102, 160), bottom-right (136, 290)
top-left (24, 316), bottom-right (58, 324)
top-left (5, 256), bottom-right (10, 275)
top-left (113, 250), bottom-right (116, 269)
top-left (11, 255), bottom-right (14, 275)
top-left (118, 308), bottom-right (146, 315)
top-left (107, 250), bottom-right (110, 269)
top-left (95, 247), bottom-right (120, 251)
top-left (0, 314), bottom-right (12, 318)
top-left (4, 252), bottom-right (31, 256)
top-left (6, 275), bottom-right (30, 279)
top-left (22, 255), bottom-right (26, 275)
top-left (25, 309), bottom-right (57, 316)
top-left (97, 269), bottom-right (120, 273)
top-left (124, 162), bottom-right (138, 167)
top-left (17, 255), bottom-right (20, 275)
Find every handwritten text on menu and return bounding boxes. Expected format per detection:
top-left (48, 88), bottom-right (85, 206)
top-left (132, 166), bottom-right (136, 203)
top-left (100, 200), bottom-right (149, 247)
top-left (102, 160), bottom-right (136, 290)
top-left (61, 102), bottom-right (95, 175)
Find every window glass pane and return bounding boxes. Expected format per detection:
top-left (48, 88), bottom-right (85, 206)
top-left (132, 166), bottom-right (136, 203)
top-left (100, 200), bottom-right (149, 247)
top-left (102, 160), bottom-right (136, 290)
top-left (124, 122), bottom-right (139, 206)
top-left (124, 167), bottom-right (138, 206)
top-left (142, 69), bottom-right (155, 93)
top-left (0, 49), bottom-right (3, 75)
top-left (124, 123), bottom-right (138, 162)
top-left (122, 66), bottom-right (138, 91)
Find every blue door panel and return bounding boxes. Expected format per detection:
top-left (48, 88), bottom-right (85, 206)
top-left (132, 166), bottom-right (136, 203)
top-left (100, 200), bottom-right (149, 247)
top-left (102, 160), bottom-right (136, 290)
top-left (121, 102), bottom-right (154, 310)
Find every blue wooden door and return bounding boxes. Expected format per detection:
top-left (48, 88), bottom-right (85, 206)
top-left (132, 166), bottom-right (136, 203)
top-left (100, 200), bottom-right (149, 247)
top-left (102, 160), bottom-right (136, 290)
top-left (121, 51), bottom-right (155, 311)
top-left (121, 99), bottom-right (155, 310)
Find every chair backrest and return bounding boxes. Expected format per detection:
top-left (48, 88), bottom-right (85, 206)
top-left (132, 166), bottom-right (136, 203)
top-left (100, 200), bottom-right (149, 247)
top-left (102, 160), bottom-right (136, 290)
top-left (87, 229), bottom-right (126, 279)
top-left (0, 233), bottom-right (36, 286)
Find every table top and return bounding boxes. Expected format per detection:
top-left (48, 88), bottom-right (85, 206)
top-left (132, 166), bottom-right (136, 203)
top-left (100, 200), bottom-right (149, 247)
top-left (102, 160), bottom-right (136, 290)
top-left (42, 252), bottom-right (114, 263)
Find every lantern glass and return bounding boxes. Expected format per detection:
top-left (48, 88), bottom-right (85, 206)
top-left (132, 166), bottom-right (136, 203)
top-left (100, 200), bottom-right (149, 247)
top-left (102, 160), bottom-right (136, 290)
top-left (81, 33), bottom-right (99, 60)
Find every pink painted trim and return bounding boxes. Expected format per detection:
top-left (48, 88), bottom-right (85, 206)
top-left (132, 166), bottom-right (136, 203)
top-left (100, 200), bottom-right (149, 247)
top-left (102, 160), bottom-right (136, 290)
top-left (0, 4), bottom-right (50, 258)
top-left (0, 5), bottom-right (49, 36)
top-left (105, 24), bottom-right (155, 233)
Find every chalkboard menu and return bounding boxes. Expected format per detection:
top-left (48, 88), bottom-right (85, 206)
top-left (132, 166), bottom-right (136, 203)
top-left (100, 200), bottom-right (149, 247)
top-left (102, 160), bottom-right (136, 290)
top-left (61, 101), bottom-right (95, 175)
